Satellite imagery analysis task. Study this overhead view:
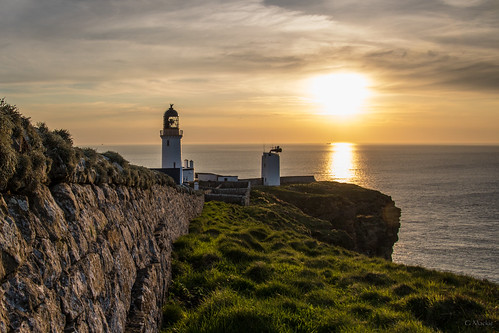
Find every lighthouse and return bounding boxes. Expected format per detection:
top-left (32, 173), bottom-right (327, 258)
top-left (261, 146), bottom-right (282, 186)
top-left (161, 104), bottom-right (183, 184)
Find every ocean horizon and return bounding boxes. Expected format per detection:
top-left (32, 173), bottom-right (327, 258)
top-left (90, 143), bottom-right (499, 283)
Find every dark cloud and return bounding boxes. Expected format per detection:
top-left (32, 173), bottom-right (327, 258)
top-left (259, 0), bottom-right (499, 93)
top-left (263, 0), bottom-right (499, 49)
top-left (345, 47), bottom-right (499, 93)
top-left (435, 62), bottom-right (499, 92)
top-left (263, 0), bottom-right (498, 21)
top-left (430, 32), bottom-right (499, 50)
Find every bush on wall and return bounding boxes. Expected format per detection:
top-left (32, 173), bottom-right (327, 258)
top-left (0, 99), bottom-right (174, 193)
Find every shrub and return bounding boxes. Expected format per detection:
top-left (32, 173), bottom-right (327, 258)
top-left (0, 100), bottom-right (176, 192)
top-left (0, 126), bottom-right (17, 190)
top-left (52, 128), bottom-right (73, 145)
top-left (102, 150), bottom-right (129, 168)
top-left (37, 123), bottom-right (78, 183)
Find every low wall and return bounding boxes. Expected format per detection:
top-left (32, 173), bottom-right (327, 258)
top-left (200, 181), bottom-right (251, 206)
top-left (198, 181), bottom-right (250, 189)
top-left (205, 193), bottom-right (250, 206)
top-left (280, 176), bottom-right (316, 184)
top-left (241, 176), bottom-right (316, 186)
top-left (209, 188), bottom-right (248, 195)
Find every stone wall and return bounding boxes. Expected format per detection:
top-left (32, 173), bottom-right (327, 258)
top-left (241, 176), bottom-right (316, 186)
top-left (200, 181), bottom-right (251, 206)
top-left (0, 183), bottom-right (204, 332)
top-left (280, 176), bottom-right (316, 184)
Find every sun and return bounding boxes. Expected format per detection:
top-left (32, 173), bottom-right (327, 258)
top-left (309, 73), bottom-right (372, 116)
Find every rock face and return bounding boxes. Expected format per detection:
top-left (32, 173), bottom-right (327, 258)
top-left (262, 182), bottom-right (401, 260)
top-left (0, 183), bottom-right (204, 332)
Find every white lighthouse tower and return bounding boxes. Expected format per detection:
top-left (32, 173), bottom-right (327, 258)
top-left (161, 104), bottom-right (183, 184)
top-left (261, 146), bottom-right (282, 186)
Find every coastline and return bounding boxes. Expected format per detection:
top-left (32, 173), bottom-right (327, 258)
top-left (90, 143), bottom-right (499, 283)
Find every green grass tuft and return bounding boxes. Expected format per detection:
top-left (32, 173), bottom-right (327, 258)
top-left (245, 261), bottom-right (273, 283)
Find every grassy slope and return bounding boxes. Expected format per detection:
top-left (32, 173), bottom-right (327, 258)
top-left (162, 188), bottom-right (498, 333)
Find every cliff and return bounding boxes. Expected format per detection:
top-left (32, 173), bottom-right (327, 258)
top-left (255, 182), bottom-right (401, 260)
top-left (0, 182), bottom-right (204, 332)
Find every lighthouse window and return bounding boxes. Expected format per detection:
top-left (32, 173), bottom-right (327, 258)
top-left (167, 140), bottom-right (170, 146)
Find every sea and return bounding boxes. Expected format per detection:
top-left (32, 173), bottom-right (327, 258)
top-left (91, 143), bottom-right (499, 283)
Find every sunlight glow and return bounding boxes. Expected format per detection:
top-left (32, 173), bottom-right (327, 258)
top-left (309, 73), bottom-right (371, 116)
top-left (328, 142), bottom-right (356, 182)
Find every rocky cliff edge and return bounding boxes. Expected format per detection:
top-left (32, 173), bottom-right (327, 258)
top-left (257, 182), bottom-right (401, 260)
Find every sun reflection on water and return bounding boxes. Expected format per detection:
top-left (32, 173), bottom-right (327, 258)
top-left (328, 142), bottom-right (356, 182)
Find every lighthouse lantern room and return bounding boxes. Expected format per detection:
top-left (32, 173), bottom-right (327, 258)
top-left (161, 104), bottom-right (183, 183)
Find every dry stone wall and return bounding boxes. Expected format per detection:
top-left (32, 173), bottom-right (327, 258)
top-left (0, 183), bottom-right (204, 332)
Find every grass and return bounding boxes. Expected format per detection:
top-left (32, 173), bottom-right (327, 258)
top-left (163, 188), bottom-right (498, 332)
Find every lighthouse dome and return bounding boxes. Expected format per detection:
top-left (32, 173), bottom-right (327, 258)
top-left (163, 104), bottom-right (179, 129)
top-left (164, 104), bottom-right (178, 117)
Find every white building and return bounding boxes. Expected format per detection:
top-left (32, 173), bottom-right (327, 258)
top-left (261, 146), bottom-right (282, 186)
top-left (197, 173), bottom-right (238, 182)
top-left (217, 175), bottom-right (239, 182)
top-left (183, 159), bottom-right (195, 183)
top-left (160, 104), bottom-right (188, 184)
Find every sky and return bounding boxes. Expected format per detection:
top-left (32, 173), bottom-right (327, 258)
top-left (1, 0), bottom-right (498, 145)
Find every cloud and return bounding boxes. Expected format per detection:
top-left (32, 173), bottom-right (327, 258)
top-left (3, 0), bottom-right (497, 92)
top-left (262, 0), bottom-right (499, 50)
top-left (1, 0), bottom-right (329, 84)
